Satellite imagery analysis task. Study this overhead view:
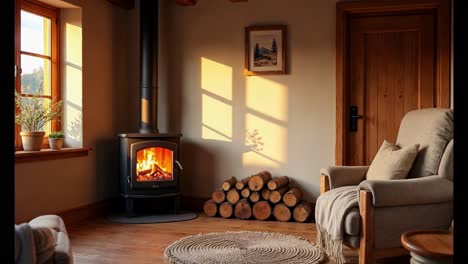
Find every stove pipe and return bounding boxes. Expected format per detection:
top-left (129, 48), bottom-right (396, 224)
top-left (139, 0), bottom-right (159, 134)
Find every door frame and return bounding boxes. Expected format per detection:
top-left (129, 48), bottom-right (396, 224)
top-left (335, 0), bottom-right (451, 165)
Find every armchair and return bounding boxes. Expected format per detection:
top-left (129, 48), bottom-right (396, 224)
top-left (15, 215), bottom-right (73, 264)
top-left (318, 108), bottom-right (453, 264)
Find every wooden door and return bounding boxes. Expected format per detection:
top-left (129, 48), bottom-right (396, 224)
top-left (336, 0), bottom-right (451, 166)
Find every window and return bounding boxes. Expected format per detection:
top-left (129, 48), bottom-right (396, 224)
top-left (15, 0), bottom-right (60, 149)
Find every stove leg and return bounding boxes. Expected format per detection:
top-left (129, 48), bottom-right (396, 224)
top-left (125, 198), bottom-right (135, 217)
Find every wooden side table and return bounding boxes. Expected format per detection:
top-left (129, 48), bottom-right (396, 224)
top-left (401, 229), bottom-right (453, 264)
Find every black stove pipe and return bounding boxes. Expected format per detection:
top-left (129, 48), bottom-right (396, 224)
top-left (139, 0), bottom-right (159, 134)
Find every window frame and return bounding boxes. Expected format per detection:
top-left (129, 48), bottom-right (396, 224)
top-left (15, 0), bottom-right (61, 150)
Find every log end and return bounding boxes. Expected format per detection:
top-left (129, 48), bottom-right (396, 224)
top-left (273, 203), bottom-right (291, 222)
top-left (219, 202), bottom-right (233, 218)
top-left (267, 181), bottom-right (276, 190)
top-left (203, 200), bottom-right (218, 217)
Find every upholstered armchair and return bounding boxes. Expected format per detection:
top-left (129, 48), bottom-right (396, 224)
top-left (15, 215), bottom-right (73, 264)
top-left (319, 108), bottom-right (453, 264)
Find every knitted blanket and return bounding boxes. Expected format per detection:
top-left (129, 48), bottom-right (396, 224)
top-left (315, 186), bottom-right (359, 264)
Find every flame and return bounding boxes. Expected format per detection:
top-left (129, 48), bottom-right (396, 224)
top-left (136, 147), bottom-right (173, 182)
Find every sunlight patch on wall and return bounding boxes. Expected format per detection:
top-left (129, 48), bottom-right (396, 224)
top-left (242, 151), bottom-right (280, 168)
top-left (65, 65), bottom-right (82, 105)
top-left (201, 58), bottom-right (232, 100)
top-left (65, 23), bottom-right (82, 66)
top-left (63, 21), bottom-right (82, 148)
top-left (201, 57), bottom-right (233, 142)
top-left (246, 77), bottom-right (288, 122)
top-left (243, 113), bottom-right (287, 167)
top-left (65, 108), bottom-right (82, 145)
top-left (202, 126), bottom-right (231, 142)
top-left (202, 94), bottom-right (232, 141)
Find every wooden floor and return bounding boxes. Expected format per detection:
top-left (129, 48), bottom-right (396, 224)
top-left (67, 214), bottom-right (409, 264)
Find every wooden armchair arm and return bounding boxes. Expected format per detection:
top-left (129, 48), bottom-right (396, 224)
top-left (320, 175), bottom-right (330, 194)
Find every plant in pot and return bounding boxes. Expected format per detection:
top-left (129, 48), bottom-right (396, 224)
top-left (48, 131), bottom-right (65, 150)
top-left (15, 89), bottom-right (63, 151)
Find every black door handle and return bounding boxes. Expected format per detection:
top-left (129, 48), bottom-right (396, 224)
top-left (350, 106), bottom-right (363, 132)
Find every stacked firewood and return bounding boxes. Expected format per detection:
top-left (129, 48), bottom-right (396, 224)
top-left (203, 171), bottom-right (314, 222)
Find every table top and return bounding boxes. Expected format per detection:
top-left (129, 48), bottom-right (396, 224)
top-left (401, 229), bottom-right (453, 258)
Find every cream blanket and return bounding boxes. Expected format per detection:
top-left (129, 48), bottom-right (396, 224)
top-left (315, 186), bottom-right (359, 264)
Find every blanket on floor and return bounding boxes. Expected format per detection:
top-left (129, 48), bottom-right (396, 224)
top-left (315, 186), bottom-right (359, 264)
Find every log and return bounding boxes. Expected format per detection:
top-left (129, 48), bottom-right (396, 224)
top-left (269, 186), bottom-right (289, 204)
top-left (236, 176), bottom-right (251, 190)
top-left (293, 201), bottom-right (314, 223)
top-left (219, 202), bottom-right (234, 218)
top-left (211, 189), bottom-right (226, 204)
top-left (241, 188), bottom-right (250, 198)
top-left (261, 189), bottom-right (271, 200)
top-left (249, 191), bottom-right (261, 203)
top-left (222, 177), bottom-right (237, 191)
top-left (267, 176), bottom-right (290, 190)
top-left (137, 168), bottom-right (152, 176)
top-left (273, 203), bottom-right (291, 222)
top-left (283, 187), bottom-right (303, 207)
top-left (149, 163), bottom-right (167, 178)
top-left (227, 189), bottom-right (240, 204)
top-left (203, 199), bottom-right (218, 217)
top-left (252, 200), bottom-right (272, 221)
top-left (248, 170), bottom-right (272, 191)
top-left (234, 198), bottom-right (252, 219)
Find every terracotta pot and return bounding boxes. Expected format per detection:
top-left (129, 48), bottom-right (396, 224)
top-left (20, 131), bottom-right (45, 151)
top-left (48, 138), bottom-right (64, 150)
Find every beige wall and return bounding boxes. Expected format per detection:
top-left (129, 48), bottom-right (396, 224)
top-left (148, 0), bottom-right (337, 201)
top-left (15, 0), bottom-right (130, 222)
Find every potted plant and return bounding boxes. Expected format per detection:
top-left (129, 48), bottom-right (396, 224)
top-left (15, 88), bottom-right (63, 151)
top-left (48, 131), bottom-right (65, 150)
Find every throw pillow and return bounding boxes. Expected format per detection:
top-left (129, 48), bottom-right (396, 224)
top-left (366, 140), bottom-right (420, 180)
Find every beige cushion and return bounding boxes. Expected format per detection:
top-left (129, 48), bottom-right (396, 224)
top-left (366, 140), bottom-right (420, 180)
top-left (438, 139), bottom-right (453, 181)
top-left (396, 108), bottom-right (453, 178)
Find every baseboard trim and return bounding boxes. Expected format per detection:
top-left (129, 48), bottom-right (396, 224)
top-left (55, 199), bottom-right (114, 226)
top-left (51, 196), bottom-right (208, 225)
top-left (17, 196), bottom-right (209, 226)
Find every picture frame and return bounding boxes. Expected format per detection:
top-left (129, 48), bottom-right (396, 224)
top-left (245, 25), bottom-right (287, 75)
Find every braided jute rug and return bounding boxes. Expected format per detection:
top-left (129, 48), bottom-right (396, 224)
top-left (164, 231), bottom-right (325, 264)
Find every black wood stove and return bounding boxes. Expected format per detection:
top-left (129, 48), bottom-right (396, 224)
top-left (118, 0), bottom-right (182, 217)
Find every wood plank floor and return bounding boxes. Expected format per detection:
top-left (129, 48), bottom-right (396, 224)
top-left (67, 214), bottom-right (409, 264)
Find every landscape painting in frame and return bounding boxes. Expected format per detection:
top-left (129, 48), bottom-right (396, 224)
top-left (245, 25), bottom-right (286, 75)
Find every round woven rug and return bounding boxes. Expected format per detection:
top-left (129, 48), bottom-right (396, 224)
top-left (164, 231), bottom-right (325, 264)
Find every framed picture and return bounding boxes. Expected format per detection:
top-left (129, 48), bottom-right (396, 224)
top-left (245, 25), bottom-right (286, 75)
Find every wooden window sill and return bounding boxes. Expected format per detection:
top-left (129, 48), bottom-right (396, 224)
top-left (15, 148), bottom-right (92, 163)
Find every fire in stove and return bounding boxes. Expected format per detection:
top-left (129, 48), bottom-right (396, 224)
top-left (136, 147), bottom-right (173, 181)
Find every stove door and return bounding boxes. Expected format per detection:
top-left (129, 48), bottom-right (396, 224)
top-left (130, 140), bottom-right (179, 189)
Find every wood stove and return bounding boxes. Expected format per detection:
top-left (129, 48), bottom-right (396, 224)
top-left (117, 0), bottom-right (182, 217)
top-left (118, 133), bottom-right (182, 216)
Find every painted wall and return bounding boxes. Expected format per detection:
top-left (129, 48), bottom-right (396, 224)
top-left (15, 0), bottom-right (130, 222)
top-left (143, 0), bottom-right (337, 201)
